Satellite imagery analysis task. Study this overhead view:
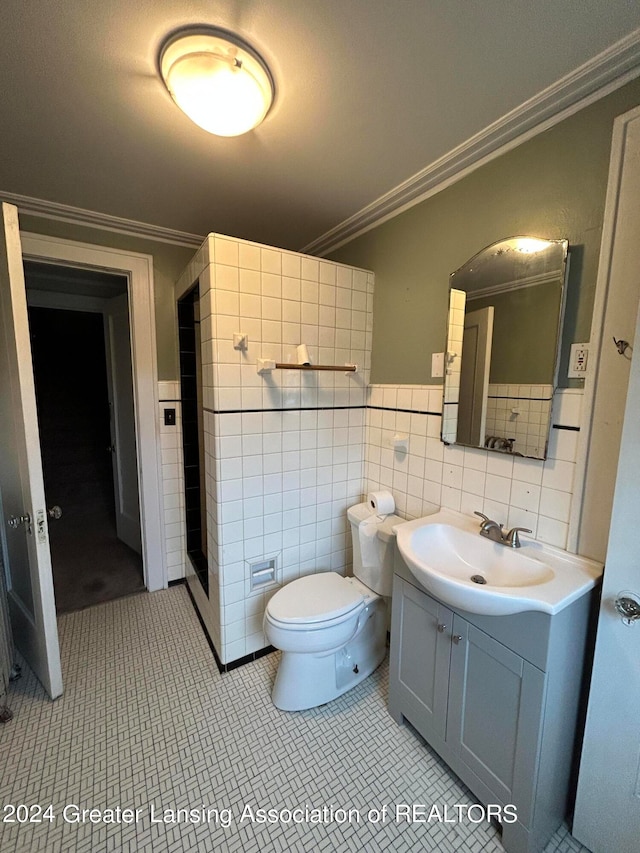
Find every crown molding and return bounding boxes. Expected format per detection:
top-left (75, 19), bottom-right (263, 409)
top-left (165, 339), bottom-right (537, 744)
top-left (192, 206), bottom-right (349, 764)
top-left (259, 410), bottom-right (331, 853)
top-left (0, 190), bottom-right (204, 248)
top-left (302, 27), bottom-right (640, 257)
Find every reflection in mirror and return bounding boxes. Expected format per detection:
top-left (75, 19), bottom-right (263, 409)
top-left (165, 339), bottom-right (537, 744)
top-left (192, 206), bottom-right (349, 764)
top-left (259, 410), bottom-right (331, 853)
top-left (442, 236), bottom-right (568, 460)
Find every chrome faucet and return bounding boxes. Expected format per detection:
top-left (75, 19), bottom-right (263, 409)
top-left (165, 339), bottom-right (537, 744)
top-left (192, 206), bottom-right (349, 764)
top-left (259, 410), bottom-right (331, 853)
top-left (474, 511), bottom-right (504, 542)
top-left (474, 511), bottom-right (531, 548)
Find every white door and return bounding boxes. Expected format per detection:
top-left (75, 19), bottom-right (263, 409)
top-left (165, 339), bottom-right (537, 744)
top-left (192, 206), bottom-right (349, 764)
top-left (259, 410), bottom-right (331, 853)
top-left (572, 291), bottom-right (640, 850)
top-left (457, 306), bottom-right (494, 445)
top-left (104, 293), bottom-right (141, 554)
top-left (577, 108), bottom-right (640, 562)
top-left (0, 203), bottom-right (62, 699)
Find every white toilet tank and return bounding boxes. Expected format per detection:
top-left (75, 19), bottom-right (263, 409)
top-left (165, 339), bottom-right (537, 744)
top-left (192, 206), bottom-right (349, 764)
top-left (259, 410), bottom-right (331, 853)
top-left (347, 502), bottom-right (403, 597)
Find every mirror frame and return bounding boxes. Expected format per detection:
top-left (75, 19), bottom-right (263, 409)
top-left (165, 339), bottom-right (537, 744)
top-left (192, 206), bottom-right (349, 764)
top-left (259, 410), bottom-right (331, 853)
top-left (442, 236), bottom-right (569, 460)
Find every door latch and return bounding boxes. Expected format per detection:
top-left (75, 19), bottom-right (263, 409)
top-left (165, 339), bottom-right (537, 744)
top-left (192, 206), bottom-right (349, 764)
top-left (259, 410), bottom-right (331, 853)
top-left (7, 513), bottom-right (31, 531)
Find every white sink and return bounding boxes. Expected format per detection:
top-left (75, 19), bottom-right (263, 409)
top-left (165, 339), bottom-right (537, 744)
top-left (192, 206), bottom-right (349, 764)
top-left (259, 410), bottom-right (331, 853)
top-left (394, 509), bottom-right (602, 616)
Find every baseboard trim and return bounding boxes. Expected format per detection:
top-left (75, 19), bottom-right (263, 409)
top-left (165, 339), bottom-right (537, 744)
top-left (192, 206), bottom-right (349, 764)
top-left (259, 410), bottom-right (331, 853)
top-left (181, 580), bottom-right (276, 673)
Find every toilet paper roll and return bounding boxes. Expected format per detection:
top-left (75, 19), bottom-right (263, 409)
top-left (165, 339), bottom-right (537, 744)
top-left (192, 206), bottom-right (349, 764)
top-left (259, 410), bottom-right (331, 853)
top-left (296, 344), bottom-right (311, 366)
top-left (367, 490), bottom-right (395, 515)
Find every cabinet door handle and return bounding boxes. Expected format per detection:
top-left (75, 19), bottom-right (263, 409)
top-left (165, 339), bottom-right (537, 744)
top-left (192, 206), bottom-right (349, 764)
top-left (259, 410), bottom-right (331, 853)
top-left (437, 623), bottom-right (447, 633)
top-left (452, 634), bottom-right (463, 644)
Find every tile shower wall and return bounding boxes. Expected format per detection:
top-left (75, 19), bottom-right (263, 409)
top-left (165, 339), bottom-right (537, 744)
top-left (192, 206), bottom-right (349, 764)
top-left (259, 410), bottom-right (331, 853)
top-left (365, 383), bottom-right (582, 551)
top-left (176, 235), bottom-right (373, 664)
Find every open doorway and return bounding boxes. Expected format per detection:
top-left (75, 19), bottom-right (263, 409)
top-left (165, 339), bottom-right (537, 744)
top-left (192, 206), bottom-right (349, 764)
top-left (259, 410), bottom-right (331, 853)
top-left (25, 262), bottom-right (144, 612)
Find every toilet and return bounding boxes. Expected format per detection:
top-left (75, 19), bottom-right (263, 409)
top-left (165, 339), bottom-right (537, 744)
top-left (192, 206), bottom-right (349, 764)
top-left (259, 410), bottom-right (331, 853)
top-left (264, 501), bottom-right (402, 711)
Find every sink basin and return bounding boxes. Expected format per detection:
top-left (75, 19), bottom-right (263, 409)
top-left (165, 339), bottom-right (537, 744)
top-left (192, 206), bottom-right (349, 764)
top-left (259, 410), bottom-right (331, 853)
top-left (394, 509), bottom-right (602, 616)
top-left (410, 523), bottom-right (555, 587)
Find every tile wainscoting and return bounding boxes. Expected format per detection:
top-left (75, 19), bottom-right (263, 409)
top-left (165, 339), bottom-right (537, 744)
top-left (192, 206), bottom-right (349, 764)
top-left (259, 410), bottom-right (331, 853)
top-left (159, 374), bottom-right (583, 666)
top-left (157, 236), bottom-right (584, 666)
top-left (366, 383), bottom-right (582, 550)
top-left (485, 383), bottom-right (554, 459)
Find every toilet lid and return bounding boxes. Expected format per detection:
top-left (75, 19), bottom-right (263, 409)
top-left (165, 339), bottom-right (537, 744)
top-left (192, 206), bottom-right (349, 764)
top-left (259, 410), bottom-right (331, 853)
top-left (268, 573), bottom-right (364, 624)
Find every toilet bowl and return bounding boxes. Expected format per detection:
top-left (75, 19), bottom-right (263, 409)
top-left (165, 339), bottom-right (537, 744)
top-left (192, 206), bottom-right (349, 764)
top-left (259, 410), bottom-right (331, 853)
top-left (264, 502), bottom-right (402, 711)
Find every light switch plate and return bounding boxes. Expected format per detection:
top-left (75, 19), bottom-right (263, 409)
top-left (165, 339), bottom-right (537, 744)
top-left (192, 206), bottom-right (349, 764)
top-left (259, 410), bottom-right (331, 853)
top-left (432, 352), bottom-right (445, 378)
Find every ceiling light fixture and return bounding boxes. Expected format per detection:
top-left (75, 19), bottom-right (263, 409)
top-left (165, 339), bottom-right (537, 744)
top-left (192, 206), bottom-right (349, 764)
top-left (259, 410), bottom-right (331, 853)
top-left (159, 27), bottom-right (274, 137)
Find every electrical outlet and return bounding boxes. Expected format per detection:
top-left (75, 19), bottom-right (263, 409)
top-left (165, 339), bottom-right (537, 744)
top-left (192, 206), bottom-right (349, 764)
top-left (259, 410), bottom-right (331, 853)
top-left (568, 343), bottom-right (589, 378)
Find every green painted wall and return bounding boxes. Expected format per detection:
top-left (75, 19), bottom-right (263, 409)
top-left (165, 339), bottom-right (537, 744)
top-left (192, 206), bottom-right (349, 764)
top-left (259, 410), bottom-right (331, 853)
top-left (18, 214), bottom-right (195, 380)
top-left (330, 76), bottom-right (640, 386)
top-left (470, 284), bottom-right (562, 384)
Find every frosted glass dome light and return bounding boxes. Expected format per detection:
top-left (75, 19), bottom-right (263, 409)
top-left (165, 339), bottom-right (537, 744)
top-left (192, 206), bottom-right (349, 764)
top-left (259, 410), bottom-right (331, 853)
top-left (160, 28), bottom-right (274, 137)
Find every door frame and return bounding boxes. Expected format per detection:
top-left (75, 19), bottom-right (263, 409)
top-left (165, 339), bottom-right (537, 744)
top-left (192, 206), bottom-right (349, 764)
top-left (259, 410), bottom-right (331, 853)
top-left (458, 305), bottom-right (494, 446)
top-left (569, 103), bottom-right (640, 556)
top-left (20, 232), bottom-right (166, 592)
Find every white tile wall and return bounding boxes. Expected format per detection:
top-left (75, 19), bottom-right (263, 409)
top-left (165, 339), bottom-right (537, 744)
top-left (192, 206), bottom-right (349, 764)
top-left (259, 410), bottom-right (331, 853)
top-left (485, 383), bottom-right (553, 457)
top-left (209, 407), bottom-right (365, 662)
top-left (175, 235), bottom-right (373, 664)
top-left (160, 369), bottom-right (583, 662)
top-left (365, 383), bottom-right (582, 551)
top-left (168, 236), bottom-right (586, 667)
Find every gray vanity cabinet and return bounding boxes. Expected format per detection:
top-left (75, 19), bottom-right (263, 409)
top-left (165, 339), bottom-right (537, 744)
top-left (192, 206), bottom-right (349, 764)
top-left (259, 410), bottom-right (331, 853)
top-left (389, 578), bottom-right (451, 743)
top-left (447, 613), bottom-right (545, 830)
top-left (389, 557), bottom-right (595, 853)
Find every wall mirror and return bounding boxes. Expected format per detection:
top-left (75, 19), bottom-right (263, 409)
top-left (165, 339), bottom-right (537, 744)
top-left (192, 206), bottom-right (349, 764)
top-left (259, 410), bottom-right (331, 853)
top-left (442, 236), bottom-right (568, 460)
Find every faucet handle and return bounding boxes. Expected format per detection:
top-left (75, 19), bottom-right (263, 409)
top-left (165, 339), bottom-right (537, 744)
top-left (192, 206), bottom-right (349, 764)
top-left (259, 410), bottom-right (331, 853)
top-left (474, 511), bottom-right (502, 533)
top-left (474, 511), bottom-right (496, 527)
top-left (505, 526), bottom-right (532, 548)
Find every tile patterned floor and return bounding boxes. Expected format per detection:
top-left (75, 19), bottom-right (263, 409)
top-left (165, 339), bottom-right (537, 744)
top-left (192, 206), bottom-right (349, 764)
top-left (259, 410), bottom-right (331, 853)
top-left (0, 587), bottom-right (591, 852)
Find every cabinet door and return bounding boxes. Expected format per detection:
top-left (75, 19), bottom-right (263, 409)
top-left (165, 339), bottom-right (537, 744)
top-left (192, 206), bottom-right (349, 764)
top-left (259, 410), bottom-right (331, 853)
top-left (448, 615), bottom-right (545, 826)
top-left (389, 577), bottom-right (452, 742)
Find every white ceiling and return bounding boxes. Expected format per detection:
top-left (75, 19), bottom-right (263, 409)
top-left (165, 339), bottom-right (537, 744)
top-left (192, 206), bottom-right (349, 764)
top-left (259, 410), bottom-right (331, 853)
top-left (2, 1), bottom-right (640, 253)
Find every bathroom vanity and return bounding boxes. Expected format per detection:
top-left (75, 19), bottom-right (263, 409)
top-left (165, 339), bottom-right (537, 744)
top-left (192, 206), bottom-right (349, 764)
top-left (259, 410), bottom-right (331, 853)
top-left (388, 513), bottom-right (602, 853)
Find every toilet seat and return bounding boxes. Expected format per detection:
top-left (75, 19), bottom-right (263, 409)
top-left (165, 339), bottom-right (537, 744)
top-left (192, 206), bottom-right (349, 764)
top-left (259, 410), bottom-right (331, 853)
top-left (267, 572), bottom-right (364, 626)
